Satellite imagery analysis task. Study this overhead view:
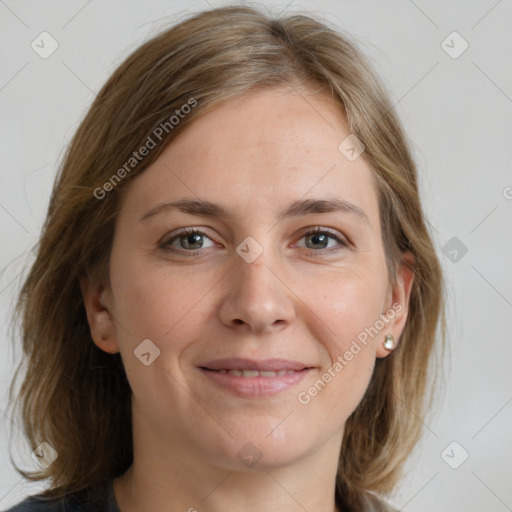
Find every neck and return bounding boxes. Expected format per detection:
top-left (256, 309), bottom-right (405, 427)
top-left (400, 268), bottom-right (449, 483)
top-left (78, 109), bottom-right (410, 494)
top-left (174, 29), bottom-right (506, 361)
top-left (114, 430), bottom-right (342, 511)
top-left (114, 462), bottom-right (342, 512)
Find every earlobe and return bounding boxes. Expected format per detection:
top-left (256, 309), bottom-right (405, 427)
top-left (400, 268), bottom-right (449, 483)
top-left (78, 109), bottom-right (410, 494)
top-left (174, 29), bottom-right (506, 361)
top-left (79, 276), bottom-right (120, 354)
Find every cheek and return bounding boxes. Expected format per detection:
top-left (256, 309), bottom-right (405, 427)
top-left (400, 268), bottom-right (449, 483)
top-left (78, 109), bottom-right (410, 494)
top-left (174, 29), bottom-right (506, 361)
top-left (108, 255), bottom-right (213, 414)
top-left (329, 292), bottom-right (384, 342)
top-left (109, 252), bottom-right (215, 354)
top-left (308, 267), bottom-right (388, 350)
top-left (295, 271), bottom-right (385, 414)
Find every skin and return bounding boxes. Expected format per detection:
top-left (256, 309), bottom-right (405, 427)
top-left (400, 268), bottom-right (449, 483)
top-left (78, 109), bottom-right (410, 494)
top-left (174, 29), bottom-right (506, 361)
top-left (81, 86), bottom-right (413, 512)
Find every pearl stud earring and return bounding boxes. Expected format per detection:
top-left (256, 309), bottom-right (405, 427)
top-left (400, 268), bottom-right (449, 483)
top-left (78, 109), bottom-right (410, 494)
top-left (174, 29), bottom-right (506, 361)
top-left (384, 334), bottom-right (394, 350)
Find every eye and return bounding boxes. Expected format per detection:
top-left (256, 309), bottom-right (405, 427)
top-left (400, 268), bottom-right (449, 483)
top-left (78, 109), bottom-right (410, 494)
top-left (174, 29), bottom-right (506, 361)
top-left (160, 228), bottom-right (216, 254)
top-left (160, 226), bottom-right (348, 257)
top-left (295, 227), bottom-right (348, 253)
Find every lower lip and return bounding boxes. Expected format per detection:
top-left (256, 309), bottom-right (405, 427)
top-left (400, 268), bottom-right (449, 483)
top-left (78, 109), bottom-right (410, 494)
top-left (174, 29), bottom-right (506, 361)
top-left (198, 368), bottom-right (311, 397)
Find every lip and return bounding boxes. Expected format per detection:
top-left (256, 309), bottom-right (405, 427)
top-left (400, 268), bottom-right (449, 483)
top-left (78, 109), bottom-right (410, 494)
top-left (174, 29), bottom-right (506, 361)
top-left (199, 358), bottom-right (311, 372)
top-left (198, 358), bottom-right (314, 398)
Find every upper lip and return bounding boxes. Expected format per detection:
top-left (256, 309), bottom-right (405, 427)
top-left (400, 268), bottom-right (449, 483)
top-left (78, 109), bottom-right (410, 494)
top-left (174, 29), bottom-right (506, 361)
top-left (199, 358), bottom-right (312, 372)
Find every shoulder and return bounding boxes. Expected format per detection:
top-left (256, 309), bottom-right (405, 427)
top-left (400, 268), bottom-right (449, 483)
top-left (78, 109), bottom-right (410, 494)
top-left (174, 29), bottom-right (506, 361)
top-left (3, 495), bottom-right (68, 512)
top-left (361, 492), bottom-right (398, 512)
top-left (3, 480), bottom-right (117, 512)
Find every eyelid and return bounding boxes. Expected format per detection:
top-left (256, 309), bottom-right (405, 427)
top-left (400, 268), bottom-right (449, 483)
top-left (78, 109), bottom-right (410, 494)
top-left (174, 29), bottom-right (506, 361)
top-left (161, 226), bottom-right (209, 241)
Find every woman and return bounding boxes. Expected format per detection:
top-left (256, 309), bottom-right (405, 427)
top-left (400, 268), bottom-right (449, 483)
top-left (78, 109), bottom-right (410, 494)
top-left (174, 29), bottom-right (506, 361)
top-left (5, 4), bottom-right (445, 511)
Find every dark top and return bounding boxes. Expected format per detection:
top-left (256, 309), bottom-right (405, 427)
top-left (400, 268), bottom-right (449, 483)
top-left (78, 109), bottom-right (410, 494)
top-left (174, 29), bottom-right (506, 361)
top-left (3, 480), bottom-right (120, 512)
top-left (4, 480), bottom-right (397, 512)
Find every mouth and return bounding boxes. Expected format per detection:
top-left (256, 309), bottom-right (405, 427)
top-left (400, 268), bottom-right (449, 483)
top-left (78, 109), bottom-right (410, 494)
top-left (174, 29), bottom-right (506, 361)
top-left (199, 357), bottom-right (312, 372)
top-left (197, 358), bottom-right (314, 397)
top-left (201, 368), bottom-right (303, 377)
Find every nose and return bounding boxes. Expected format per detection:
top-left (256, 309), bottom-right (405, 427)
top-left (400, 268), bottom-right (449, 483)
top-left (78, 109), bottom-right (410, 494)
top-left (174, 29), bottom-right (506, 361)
top-left (218, 248), bottom-right (296, 334)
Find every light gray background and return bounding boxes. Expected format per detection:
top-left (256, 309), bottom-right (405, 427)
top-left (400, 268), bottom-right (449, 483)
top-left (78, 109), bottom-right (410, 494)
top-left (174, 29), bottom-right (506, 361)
top-left (1, 1), bottom-right (511, 510)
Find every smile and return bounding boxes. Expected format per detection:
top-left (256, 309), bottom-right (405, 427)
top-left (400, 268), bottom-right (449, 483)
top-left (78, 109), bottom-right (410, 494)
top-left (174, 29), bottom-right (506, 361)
top-left (210, 369), bottom-right (300, 377)
top-left (198, 366), bottom-right (312, 397)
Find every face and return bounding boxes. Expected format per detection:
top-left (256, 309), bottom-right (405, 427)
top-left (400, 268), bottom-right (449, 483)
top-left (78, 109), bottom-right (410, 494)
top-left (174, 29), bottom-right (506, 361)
top-left (82, 87), bottom-right (412, 471)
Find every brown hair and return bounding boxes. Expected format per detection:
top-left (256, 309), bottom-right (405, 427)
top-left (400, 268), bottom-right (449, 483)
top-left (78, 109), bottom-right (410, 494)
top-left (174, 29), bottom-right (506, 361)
top-left (7, 4), bottom-right (445, 510)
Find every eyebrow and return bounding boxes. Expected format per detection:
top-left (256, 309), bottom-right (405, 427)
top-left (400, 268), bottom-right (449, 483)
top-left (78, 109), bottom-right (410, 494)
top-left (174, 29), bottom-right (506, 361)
top-left (140, 198), bottom-right (370, 226)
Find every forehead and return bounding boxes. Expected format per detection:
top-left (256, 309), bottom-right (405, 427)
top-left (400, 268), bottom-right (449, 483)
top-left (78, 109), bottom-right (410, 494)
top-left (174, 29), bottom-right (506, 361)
top-left (120, 88), bottom-right (380, 228)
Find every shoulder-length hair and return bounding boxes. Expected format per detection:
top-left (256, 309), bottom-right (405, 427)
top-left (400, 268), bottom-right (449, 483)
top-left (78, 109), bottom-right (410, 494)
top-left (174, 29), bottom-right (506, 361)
top-left (7, 5), bottom-right (445, 510)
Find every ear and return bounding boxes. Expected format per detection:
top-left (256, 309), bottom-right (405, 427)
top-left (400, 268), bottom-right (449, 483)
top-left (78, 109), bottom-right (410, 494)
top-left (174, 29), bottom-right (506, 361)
top-left (376, 250), bottom-right (415, 358)
top-left (80, 275), bottom-right (120, 354)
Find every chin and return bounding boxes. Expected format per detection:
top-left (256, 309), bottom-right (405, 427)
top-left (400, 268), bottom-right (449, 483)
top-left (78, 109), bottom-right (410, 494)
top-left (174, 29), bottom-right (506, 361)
top-left (204, 422), bottom-right (324, 471)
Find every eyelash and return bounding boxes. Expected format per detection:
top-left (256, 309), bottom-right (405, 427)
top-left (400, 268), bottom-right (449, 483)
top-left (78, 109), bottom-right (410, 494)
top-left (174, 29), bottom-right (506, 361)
top-left (160, 226), bottom-right (349, 257)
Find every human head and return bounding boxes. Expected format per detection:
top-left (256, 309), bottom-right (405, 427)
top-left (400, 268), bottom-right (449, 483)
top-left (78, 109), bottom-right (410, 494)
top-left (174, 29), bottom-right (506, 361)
top-left (9, 5), bottom-right (444, 509)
